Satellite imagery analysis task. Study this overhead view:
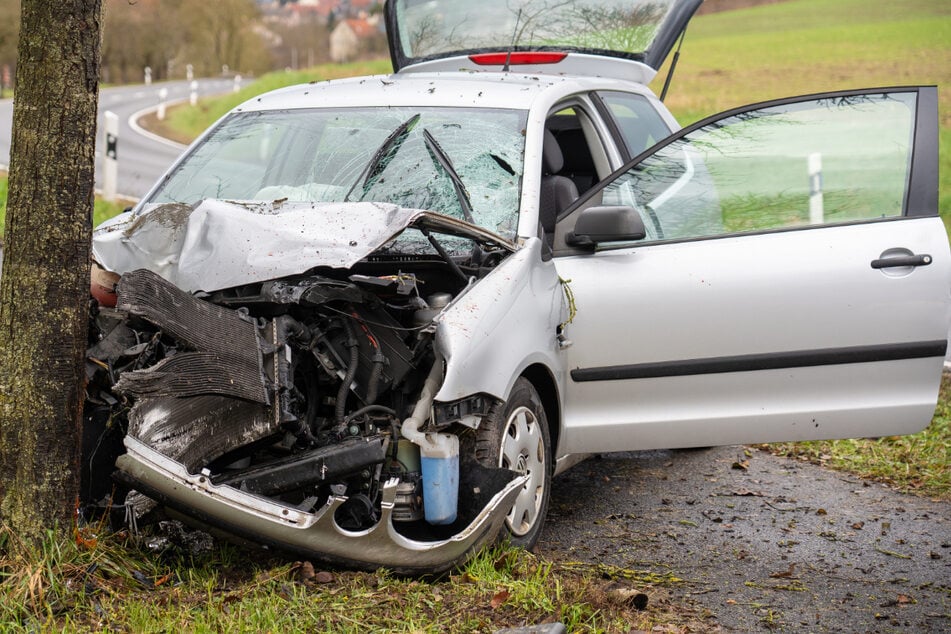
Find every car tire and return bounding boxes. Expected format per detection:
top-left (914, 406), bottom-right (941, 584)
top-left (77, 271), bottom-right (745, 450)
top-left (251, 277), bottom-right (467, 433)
top-left (474, 377), bottom-right (552, 549)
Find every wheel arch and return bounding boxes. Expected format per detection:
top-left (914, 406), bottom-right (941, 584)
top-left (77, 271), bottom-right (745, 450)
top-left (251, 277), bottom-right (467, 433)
top-left (520, 363), bottom-right (561, 457)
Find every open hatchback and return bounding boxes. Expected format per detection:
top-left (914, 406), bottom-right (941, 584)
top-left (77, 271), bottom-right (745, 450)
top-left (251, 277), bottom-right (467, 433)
top-left (386, 0), bottom-right (702, 81)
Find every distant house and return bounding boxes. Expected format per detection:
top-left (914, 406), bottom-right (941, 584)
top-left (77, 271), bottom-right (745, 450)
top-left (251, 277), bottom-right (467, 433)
top-left (329, 16), bottom-right (382, 63)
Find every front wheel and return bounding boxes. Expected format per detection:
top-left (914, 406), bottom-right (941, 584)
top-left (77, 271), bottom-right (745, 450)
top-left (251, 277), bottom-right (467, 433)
top-left (474, 378), bottom-right (552, 549)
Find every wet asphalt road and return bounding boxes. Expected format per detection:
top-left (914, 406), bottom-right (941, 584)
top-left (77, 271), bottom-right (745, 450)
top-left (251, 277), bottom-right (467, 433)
top-left (539, 445), bottom-right (949, 632)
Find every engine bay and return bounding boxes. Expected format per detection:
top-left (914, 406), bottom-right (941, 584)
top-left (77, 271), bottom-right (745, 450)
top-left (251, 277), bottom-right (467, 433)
top-left (83, 244), bottom-right (519, 554)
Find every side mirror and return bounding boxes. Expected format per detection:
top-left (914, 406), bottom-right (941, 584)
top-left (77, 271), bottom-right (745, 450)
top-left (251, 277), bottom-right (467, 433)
top-left (565, 205), bottom-right (646, 248)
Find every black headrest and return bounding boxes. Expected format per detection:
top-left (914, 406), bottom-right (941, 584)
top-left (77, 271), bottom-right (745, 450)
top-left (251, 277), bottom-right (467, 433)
top-left (542, 129), bottom-right (564, 175)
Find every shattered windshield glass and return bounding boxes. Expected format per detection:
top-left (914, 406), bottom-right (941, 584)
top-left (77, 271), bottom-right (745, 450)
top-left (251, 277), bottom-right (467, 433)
top-left (147, 107), bottom-right (527, 239)
top-left (393, 0), bottom-right (679, 61)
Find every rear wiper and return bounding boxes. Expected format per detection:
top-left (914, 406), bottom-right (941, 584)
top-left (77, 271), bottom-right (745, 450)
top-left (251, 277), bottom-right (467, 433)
top-left (344, 113), bottom-right (421, 202)
top-left (422, 128), bottom-right (475, 224)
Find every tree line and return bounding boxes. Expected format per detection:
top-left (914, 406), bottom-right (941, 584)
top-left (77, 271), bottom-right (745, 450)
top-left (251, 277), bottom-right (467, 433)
top-left (0, 0), bottom-right (357, 89)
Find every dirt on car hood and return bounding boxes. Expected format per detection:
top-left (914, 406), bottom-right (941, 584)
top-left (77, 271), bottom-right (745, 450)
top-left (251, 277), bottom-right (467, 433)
top-left (92, 199), bottom-right (514, 293)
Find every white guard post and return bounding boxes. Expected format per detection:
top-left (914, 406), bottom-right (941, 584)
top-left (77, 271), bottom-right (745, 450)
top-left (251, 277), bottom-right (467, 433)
top-left (157, 87), bottom-right (168, 121)
top-left (103, 110), bottom-right (119, 202)
top-left (808, 152), bottom-right (823, 224)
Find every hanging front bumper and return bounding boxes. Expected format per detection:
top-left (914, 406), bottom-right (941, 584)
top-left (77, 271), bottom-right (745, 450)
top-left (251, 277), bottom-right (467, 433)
top-left (116, 436), bottom-right (527, 574)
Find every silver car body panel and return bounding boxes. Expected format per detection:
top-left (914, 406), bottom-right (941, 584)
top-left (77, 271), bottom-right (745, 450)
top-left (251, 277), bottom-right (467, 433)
top-left (434, 237), bottom-right (567, 405)
top-left (118, 437), bottom-right (528, 573)
top-left (396, 54), bottom-right (658, 85)
top-left (92, 199), bottom-right (514, 293)
top-left (554, 217), bottom-right (951, 453)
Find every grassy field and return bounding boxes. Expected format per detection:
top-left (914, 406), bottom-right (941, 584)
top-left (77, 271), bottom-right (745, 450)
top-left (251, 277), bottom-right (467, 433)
top-left (650, 0), bottom-right (951, 230)
top-left (146, 60), bottom-right (392, 144)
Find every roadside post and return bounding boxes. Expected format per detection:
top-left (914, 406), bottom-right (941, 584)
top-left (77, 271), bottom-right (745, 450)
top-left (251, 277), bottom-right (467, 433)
top-left (144, 66), bottom-right (152, 86)
top-left (808, 152), bottom-right (823, 224)
top-left (103, 111), bottom-right (119, 202)
top-left (157, 87), bottom-right (168, 120)
top-left (234, 74), bottom-right (242, 93)
top-left (190, 80), bottom-right (198, 106)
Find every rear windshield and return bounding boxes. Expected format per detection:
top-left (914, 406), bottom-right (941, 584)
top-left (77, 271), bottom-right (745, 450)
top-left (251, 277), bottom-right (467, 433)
top-left (392, 0), bottom-right (682, 62)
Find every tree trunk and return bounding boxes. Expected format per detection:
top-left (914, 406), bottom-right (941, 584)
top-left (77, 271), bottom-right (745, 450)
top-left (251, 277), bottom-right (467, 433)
top-left (0, 0), bottom-right (102, 540)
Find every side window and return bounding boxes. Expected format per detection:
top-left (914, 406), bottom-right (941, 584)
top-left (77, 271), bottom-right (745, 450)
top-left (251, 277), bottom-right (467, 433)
top-left (598, 91), bottom-right (673, 158)
top-left (591, 91), bottom-right (918, 244)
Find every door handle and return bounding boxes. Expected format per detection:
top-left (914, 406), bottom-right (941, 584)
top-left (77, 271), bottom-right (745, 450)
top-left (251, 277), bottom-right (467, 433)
top-left (870, 253), bottom-right (932, 269)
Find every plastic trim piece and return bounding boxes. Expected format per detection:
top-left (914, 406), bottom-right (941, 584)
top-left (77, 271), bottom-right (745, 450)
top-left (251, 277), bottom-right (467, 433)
top-left (570, 340), bottom-right (948, 382)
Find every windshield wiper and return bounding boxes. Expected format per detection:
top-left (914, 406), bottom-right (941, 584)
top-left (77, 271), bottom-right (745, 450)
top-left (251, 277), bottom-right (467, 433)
top-left (422, 128), bottom-right (475, 224)
top-left (344, 113), bottom-right (421, 202)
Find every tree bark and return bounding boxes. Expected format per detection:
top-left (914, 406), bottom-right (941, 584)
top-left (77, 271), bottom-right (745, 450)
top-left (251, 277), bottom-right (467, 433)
top-left (0, 0), bottom-right (102, 540)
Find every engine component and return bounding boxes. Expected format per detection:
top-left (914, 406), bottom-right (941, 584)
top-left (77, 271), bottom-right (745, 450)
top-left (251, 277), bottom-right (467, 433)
top-left (412, 292), bottom-right (452, 327)
top-left (212, 435), bottom-right (387, 496)
top-left (392, 473), bottom-right (424, 522)
top-left (115, 268), bottom-right (268, 404)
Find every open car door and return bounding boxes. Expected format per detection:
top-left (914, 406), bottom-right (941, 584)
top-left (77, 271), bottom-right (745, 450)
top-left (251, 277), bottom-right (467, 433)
top-left (552, 87), bottom-right (949, 454)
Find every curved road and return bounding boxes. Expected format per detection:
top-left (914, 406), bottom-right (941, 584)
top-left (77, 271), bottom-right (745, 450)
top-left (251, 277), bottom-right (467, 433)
top-left (0, 78), bottom-right (236, 199)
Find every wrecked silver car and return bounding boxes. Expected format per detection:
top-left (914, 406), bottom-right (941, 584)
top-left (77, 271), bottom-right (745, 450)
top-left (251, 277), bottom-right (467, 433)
top-left (83, 0), bottom-right (949, 573)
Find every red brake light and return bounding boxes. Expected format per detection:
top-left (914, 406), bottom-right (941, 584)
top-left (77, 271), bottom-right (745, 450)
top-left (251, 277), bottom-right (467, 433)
top-left (468, 52), bottom-right (568, 66)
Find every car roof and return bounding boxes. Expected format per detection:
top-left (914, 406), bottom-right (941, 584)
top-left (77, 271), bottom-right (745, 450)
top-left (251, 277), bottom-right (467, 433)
top-left (233, 70), bottom-right (659, 114)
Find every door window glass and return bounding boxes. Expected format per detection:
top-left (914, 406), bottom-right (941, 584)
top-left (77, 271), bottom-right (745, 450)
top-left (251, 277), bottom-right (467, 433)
top-left (589, 92), bottom-right (917, 242)
top-left (598, 91), bottom-right (672, 157)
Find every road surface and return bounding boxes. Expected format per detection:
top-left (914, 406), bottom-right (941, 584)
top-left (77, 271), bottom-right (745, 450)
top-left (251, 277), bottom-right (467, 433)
top-left (0, 77), bottom-right (236, 199)
top-left (541, 445), bottom-right (950, 632)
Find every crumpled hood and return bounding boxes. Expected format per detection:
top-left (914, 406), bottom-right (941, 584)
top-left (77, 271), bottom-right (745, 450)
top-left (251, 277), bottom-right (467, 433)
top-left (92, 199), bottom-right (511, 293)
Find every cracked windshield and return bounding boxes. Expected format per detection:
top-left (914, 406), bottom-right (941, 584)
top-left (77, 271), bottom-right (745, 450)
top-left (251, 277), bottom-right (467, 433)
top-left (394, 0), bottom-right (680, 60)
top-left (147, 107), bottom-right (526, 240)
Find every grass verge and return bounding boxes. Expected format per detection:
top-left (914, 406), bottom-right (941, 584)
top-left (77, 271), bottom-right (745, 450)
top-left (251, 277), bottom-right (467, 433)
top-left (143, 60), bottom-right (393, 144)
top-left (0, 525), bottom-right (709, 633)
top-left (767, 373), bottom-right (951, 500)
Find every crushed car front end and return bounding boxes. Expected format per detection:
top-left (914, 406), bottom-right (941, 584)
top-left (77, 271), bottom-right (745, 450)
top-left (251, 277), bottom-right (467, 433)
top-left (85, 197), bottom-right (564, 573)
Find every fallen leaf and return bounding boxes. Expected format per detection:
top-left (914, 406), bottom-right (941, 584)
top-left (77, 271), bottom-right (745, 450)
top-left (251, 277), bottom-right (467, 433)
top-left (770, 563), bottom-right (796, 579)
top-left (816, 508), bottom-right (827, 516)
top-left (295, 561), bottom-right (315, 584)
top-left (851, 521), bottom-right (865, 530)
top-left (731, 460), bottom-right (749, 471)
top-left (314, 571), bottom-right (335, 584)
top-left (493, 550), bottom-right (517, 571)
top-left (490, 589), bottom-right (510, 609)
top-left (730, 488), bottom-right (763, 497)
top-left (457, 572), bottom-right (477, 584)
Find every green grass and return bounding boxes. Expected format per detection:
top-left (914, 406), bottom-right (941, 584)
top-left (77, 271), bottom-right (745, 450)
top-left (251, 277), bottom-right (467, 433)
top-left (0, 529), bottom-right (704, 632)
top-left (649, 0), bottom-right (951, 230)
top-left (151, 60), bottom-right (393, 143)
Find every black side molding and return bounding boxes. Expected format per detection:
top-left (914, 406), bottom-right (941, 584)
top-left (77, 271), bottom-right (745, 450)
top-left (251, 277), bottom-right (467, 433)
top-left (571, 340), bottom-right (947, 382)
